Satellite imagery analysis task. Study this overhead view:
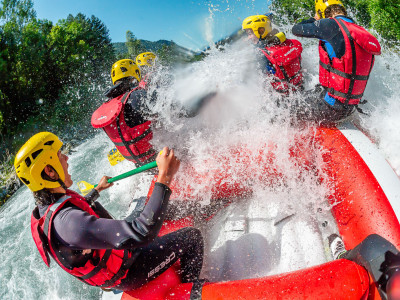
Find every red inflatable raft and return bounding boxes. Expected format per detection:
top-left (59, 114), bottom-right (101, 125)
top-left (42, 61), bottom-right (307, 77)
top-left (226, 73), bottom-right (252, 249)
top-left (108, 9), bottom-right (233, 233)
top-left (119, 121), bottom-right (400, 300)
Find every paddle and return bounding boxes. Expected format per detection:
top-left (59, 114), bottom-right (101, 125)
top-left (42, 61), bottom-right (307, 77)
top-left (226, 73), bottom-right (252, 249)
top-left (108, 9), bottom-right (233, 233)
top-left (108, 148), bottom-right (125, 166)
top-left (77, 160), bottom-right (157, 196)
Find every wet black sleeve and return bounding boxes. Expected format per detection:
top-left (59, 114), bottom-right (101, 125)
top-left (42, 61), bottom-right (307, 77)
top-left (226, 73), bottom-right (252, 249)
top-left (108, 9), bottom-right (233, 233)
top-left (84, 189), bottom-right (113, 219)
top-left (52, 183), bottom-right (171, 250)
top-left (292, 18), bottom-right (345, 58)
top-left (292, 18), bottom-right (335, 40)
top-left (122, 182), bottom-right (171, 248)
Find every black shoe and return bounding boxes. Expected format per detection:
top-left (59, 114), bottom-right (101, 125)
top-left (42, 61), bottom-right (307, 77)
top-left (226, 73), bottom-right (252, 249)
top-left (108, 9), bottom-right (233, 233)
top-left (328, 234), bottom-right (347, 260)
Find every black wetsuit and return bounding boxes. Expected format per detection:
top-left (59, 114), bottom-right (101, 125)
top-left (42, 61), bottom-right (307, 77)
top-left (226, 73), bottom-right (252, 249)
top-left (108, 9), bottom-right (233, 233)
top-left (291, 16), bottom-right (357, 124)
top-left (38, 184), bottom-right (204, 290)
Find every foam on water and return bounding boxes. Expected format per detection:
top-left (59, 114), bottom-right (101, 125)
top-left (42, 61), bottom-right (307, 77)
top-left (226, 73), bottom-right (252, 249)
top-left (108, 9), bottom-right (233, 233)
top-left (1, 13), bottom-right (400, 300)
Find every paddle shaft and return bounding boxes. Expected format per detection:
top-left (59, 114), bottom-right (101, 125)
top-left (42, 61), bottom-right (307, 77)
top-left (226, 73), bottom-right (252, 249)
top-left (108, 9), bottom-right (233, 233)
top-left (93, 161), bottom-right (157, 188)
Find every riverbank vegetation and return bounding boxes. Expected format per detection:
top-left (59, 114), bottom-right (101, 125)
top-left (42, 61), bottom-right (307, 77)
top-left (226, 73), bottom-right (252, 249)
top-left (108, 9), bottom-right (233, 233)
top-left (271, 0), bottom-right (400, 43)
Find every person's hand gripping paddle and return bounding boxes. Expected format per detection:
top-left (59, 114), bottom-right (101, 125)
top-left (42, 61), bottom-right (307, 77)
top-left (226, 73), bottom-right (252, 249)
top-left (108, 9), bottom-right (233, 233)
top-left (77, 157), bottom-right (160, 196)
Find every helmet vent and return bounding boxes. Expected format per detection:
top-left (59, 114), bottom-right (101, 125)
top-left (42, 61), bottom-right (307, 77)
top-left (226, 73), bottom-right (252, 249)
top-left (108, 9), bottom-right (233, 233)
top-left (32, 149), bottom-right (43, 159)
top-left (44, 141), bottom-right (54, 146)
top-left (21, 177), bottom-right (30, 185)
top-left (120, 67), bottom-right (128, 72)
top-left (25, 157), bottom-right (32, 167)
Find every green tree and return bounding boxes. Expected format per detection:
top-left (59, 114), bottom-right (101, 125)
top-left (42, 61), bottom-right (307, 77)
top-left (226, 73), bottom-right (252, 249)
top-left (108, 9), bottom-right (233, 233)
top-left (0, 0), bottom-right (36, 25)
top-left (0, 0), bottom-right (39, 133)
top-left (0, 6), bottom-right (114, 139)
top-left (126, 30), bottom-right (144, 59)
top-left (367, 0), bottom-right (400, 41)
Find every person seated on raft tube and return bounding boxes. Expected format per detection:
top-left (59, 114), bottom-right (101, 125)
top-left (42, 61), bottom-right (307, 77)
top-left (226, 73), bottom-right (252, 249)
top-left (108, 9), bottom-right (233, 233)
top-left (92, 59), bottom-right (215, 166)
top-left (291, 0), bottom-right (381, 124)
top-left (16, 132), bottom-right (204, 291)
top-left (136, 52), bottom-right (158, 89)
top-left (242, 14), bottom-right (304, 95)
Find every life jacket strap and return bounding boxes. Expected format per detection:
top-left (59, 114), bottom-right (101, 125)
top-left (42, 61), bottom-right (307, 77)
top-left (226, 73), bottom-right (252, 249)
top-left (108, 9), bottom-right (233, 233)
top-left (42, 195), bottom-right (71, 238)
top-left (319, 61), bottom-right (369, 80)
top-left (97, 250), bottom-right (139, 288)
top-left (113, 127), bottom-right (152, 147)
top-left (274, 68), bottom-right (302, 83)
top-left (115, 91), bottom-right (148, 166)
top-left (337, 18), bottom-right (357, 107)
top-left (79, 249), bottom-right (113, 280)
top-left (327, 88), bottom-right (364, 101)
top-left (122, 148), bottom-right (157, 161)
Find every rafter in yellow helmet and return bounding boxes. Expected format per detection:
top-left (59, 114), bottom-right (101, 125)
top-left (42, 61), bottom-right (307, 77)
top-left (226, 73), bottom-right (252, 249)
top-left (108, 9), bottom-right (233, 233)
top-left (136, 52), bottom-right (157, 67)
top-left (315, 0), bottom-right (344, 19)
top-left (111, 59), bottom-right (141, 85)
top-left (14, 132), bottom-right (64, 192)
top-left (242, 15), bottom-right (272, 39)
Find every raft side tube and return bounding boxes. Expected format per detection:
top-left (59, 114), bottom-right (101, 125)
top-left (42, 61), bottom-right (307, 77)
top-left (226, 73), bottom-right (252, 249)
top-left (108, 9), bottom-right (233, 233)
top-left (166, 259), bottom-right (369, 300)
top-left (316, 126), bottom-right (400, 250)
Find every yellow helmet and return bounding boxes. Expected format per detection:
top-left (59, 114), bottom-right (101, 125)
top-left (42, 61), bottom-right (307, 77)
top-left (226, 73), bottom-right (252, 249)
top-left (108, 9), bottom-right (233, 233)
top-left (14, 132), bottom-right (64, 192)
top-left (315, 0), bottom-right (344, 18)
top-left (111, 59), bottom-right (141, 85)
top-left (242, 15), bottom-right (272, 39)
top-left (136, 52), bottom-right (157, 67)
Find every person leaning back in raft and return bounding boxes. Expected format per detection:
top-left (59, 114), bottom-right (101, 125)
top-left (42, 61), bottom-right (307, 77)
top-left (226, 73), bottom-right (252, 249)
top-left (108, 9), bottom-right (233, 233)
top-left (15, 132), bottom-right (204, 291)
top-left (91, 59), bottom-right (216, 167)
top-left (242, 14), bottom-right (304, 95)
top-left (291, 0), bottom-right (381, 124)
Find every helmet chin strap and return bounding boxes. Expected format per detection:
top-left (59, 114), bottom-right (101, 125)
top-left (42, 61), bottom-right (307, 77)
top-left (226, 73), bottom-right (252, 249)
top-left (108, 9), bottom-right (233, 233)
top-left (41, 166), bottom-right (67, 191)
top-left (57, 179), bottom-right (67, 191)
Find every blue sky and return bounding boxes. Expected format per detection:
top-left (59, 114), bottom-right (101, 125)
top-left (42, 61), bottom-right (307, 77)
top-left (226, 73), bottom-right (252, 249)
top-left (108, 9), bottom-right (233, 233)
top-left (33, 0), bottom-right (271, 50)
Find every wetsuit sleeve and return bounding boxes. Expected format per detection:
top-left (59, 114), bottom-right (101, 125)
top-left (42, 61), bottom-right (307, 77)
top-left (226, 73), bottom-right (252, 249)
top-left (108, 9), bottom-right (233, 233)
top-left (292, 18), bottom-right (345, 58)
top-left (123, 182), bottom-right (172, 248)
top-left (83, 189), bottom-right (114, 219)
top-left (84, 189), bottom-right (100, 206)
top-left (292, 18), bottom-right (337, 40)
top-left (92, 202), bottom-right (114, 219)
top-left (52, 183), bottom-right (171, 250)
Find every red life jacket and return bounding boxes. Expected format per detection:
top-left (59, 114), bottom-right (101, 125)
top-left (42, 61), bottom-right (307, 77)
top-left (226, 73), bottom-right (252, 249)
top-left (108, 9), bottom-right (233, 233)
top-left (319, 18), bottom-right (381, 105)
top-left (260, 39), bottom-right (303, 93)
top-left (91, 87), bottom-right (156, 165)
top-left (30, 190), bottom-right (135, 288)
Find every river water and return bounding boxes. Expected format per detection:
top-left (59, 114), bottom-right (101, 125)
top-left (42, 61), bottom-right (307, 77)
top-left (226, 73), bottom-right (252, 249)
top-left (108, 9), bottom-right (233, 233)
top-left (1, 17), bottom-right (400, 300)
